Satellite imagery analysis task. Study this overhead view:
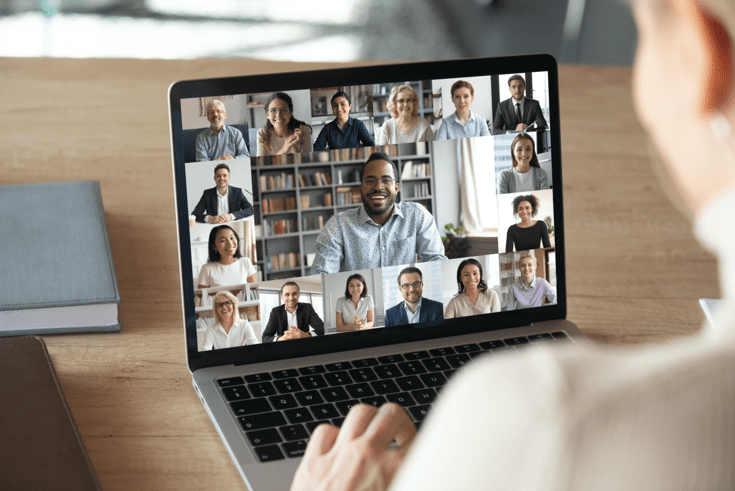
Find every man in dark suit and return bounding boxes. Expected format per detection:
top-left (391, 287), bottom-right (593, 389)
top-left (384, 266), bottom-right (443, 327)
top-left (492, 74), bottom-right (548, 135)
top-left (262, 282), bottom-right (325, 343)
top-left (192, 163), bottom-right (254, 223)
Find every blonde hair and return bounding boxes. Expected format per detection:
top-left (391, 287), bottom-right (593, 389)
top-left (387, 85), bottom-right (419, 117)
top-left (212, 290), bottom-right (240, 324)
top-left (518, 252), bottom-right (537, 267)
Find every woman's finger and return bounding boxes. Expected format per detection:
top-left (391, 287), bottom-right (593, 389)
top-left (334, 403), bottom-right (379, 445)
top-left (363, 403), bottom-right (416, 448)
top-left (302, 422), bottom-right (339, 459)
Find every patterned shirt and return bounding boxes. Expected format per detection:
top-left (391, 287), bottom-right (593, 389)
top-left (506, 277), bottom-right (556, 310)
top-left (313, 117), bottom-right (375, 151)
top-left (310, 201), bottom-right (447, 275)
top-left (195, 124), bottom-right (250, 161)
top-left (435, 111), bottom-right (490, 140)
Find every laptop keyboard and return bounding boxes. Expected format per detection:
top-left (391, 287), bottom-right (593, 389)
top-left (216, 331), bottom-right (570, 462)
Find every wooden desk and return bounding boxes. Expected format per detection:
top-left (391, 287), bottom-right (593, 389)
top-left (0, 59), bottom-right (718, 490)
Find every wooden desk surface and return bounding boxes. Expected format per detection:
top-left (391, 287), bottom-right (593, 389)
top-left (0, 58), bottom-right (718, 490)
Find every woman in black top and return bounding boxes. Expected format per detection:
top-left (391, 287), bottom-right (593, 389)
top-left (505, 194), bottom-right (550, 252)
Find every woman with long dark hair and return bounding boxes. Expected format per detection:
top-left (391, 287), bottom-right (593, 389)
top-left (444, 258), bottom-right (500, 318)
top-left (256, 92), bottom-right (312, 155)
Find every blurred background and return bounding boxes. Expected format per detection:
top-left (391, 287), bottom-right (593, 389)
top-left (0, 0), bottom-right (636, 64)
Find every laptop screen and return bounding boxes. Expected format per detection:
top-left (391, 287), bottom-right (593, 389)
top-left (169, 56), bottom-right (565, 369)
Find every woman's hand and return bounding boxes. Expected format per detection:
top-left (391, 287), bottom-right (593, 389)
top-left (277, 128), bottom-right (301, 154)
top-left (291, 403), bottom-right (416, 491)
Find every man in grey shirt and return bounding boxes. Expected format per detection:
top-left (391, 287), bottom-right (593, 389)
top-left (310, 152), bottom-right (447, 275)
top-left (195, 100), bottom-right (250, 161)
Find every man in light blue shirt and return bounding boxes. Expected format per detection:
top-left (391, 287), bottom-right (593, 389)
top-left (195, 100), bottom-right (250, 161)
top-left (310, 152), bottom-right (447, 275)
top-left (384, 267), bottom-right (444, 327)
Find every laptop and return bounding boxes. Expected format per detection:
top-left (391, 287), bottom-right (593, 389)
top-left (168, 55), bottom-right (583, 490)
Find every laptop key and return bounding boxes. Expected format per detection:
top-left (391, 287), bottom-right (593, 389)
top-left (395, 375), bottom-right (424, 391)
top-left (423, 357), bottom-right (450, 372)
top-left (335, 399), bottom-right (360, 416)
top-left (403, 351), bottom-right (430, 360)
top-left (374, 364), bottom-right (401, 379)
top-left (306, 420), bottom-right (330, 434)
top-left (445, 354), bottom-right (470, 368)
top-left (284, 408), bottom-right (314, 424)
top-left (454, 343), bottom-right (481, 353)
top-left (222, 386), bottom-right (250, 402)
top-left (254, 444), bottom-right (284, 462)
top-left (479, 340), bottom-right (505, 350)
top-left (429, 347), bottom-right (455, 357)
top-left (246, 428), bottom-right (282, 446)
top-left (217, 376), bottom-right (244, 387)
top-left (239, 411), bottom-right (287, 431)
top-left (419, 373), bottom-right (447, 388)
top-left (249, 382), bottom-right (277, 397)
top-left (311, 403), bottom-right (339, 420)
top-left (269, 394), bottom-right (298, 410)
top-left (274, 378), bottom-right (303, 393)
top-left (469, 351), bottom-right (490, 359)
top-left (377, 354), bottom-right (405, 364)
top-left (299, 365), bottom-right (326, 375)
top-left (325, 361), bottom-right (353, 371)
top-left (552, 331), bottom-right (570, 340)
top-left (244, 373), bottom-right (272, 383)
top-left (398, 361), bottom-right (427, 375)
top-left (409, 405), bottom-right (432, 422)
top-left (324, 371), bottom-right (353, 386)
top-left (385, 392), bottom-right (416, 407)
top-left (349, 367), bottom-right (378, 382)
top-left (352, 358), bottom-right (379, 368)
top-left (298, 375), bottom-right (328, 390)
top-left (362, 395), bottom-right (387, 407)
top-left (527, 333), bottom-right (553, 342)
top-left (504, 336), bottom-right (530, 346)
top-left (346, 383), bottom-right (375, 398)
top-left (412, 388), bottom-right (437, 404)
top-left (370, 379), bottom-right (400, 395)
top-left (332, 417), bottom-right (346, 428)
top-left (282, 440), bottom-right (308, 458)
top-left (295, 390), bottom-right (324, 406)
top-left (272, 369), bottom-right (299, 379)
top-left (230, 398), bottom-right (272, 416)
top-left (320, 386), bottom-right (349, 402)
top-left (280, 424), bottom-right (309, 442)
top-left (444, 369), bottom-right (457, 380)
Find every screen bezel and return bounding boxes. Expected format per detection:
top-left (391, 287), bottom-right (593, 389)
top-left (168, 55), bottom-right (565, 373)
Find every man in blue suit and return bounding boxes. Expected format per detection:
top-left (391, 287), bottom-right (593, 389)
top-left (192, 163), bottom-right (254, 223)
top-left (384, 266), bottom-right (443, 327)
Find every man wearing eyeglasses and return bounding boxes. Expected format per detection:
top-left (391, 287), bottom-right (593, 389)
top-left (195, 99), bottom-right (250, 161)
top-left (384, 266), bottom-right (443, 327)
top-left (310, 151), bottom-right (447, 275)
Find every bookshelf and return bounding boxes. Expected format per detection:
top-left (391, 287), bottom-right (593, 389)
top-left (251, 142), bottom-right (436, 280)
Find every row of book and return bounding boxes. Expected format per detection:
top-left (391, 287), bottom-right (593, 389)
top-left (400, 161), bottom-right (431, 178)
top-left (303, 215), bottom-right (326, 232)
top-left (262, 196), bottom-right (297, 213)
top-left (410, 181), bottom-right (431, 198)
top-left (260, 173), bottom-right (296, 191)
top-left (299, 172), bottom-right (332, 187)
top-left (267, 253), bottom-right (301, 272)
top-left (262, 218), bottom-right (297, 235)
top-left (335, 186), bottom-right (361, 206)
top-left (237, 289), bottom-right (259, 301)
top-left (252, 142), bottom-right (428, 167)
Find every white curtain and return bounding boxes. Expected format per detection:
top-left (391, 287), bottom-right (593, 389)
top-left (458, 137), bottom-right (496, 233)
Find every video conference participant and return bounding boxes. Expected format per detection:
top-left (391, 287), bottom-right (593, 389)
top-left (376, 85), bottom-right (434, 145)
top-left (506, 252), bottom-right (556, 310)
top-left (195, 100), bottom-right (250, 161)
top-left (310, 152), bottom-right (447, 275)
top-left (256, 92), bottom-right (312, 155)
top-left (197, 225), bottom-right (257, 288)
top-left (444, 258), bottom-right (500, 318)
top-left (201, 291), bottom-right (258, 350)
top-left (384, 266), bottom-right (443, 327)
top-left (498, 133), bottom-right (550, 194)
top-left (505, 194), bottom-right (551, 252)
top-left (314, 92), bottom-right (375, 151)
top-left (492, 74), bottom-right (548, 135)
top-left (192, 163), bottom-right (254, 224)
top-left (335, 274), bottom-right (375, 332)
top-left (262, 282), bottom-right (325, 342)
top-left (435, 80), bottom-right (490, 140)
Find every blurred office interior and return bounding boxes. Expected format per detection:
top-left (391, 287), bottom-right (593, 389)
top-left (0, 0), bottom-right (636, 64)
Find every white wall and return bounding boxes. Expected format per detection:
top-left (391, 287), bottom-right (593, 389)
top-left (497, 189), bottom-right (554, 251)
top-left (249, 89), bottom-right (313, 130)
top-left (431, 139), bottom-right (461, 232)
top-left (181, 94), bottom-right (251, 130)
top-left (440, 255), bottom-right (501, 309)
top-left (184, 160), bottom-right (253, 215)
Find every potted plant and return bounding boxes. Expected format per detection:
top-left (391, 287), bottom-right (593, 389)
top-left (544, 216), bottom-right (555, 247)
top-left (442, 223), bottom-right (470, 259)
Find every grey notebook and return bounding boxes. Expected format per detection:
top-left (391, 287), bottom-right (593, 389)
top-left (0, 180), bottom-right (120, 335)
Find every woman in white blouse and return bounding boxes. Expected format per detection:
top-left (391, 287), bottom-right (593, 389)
top-left (375, 85), bottom-right (434, 145)
top-left (201, 291), bottom-right (258, 350)
top-left (444, 258), bottom-right (500, 318)
top-left (335, 274), bottom-right (375, 332)
top-left (197, 225), bottom-right (257, 288)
